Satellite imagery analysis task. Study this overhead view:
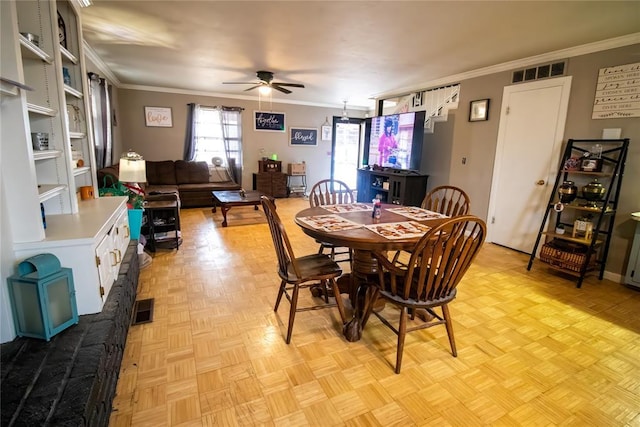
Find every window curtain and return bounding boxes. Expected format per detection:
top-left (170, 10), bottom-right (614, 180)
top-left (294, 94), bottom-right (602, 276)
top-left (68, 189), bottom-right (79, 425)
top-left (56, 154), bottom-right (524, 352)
top-left (87, 72), bottom-right (112, 168)
top-left (219, 106), bottom-right (243, 186)
top-left (183, 102), bottom-right (198, 161)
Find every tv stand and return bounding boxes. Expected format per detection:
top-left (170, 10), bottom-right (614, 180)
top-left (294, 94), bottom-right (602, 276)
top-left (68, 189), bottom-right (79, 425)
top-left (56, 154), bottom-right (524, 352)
top-left (357, 168), bottom-right (428, 206)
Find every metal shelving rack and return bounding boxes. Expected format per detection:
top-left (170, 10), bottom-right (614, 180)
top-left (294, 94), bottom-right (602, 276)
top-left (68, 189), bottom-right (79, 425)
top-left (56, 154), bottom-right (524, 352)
top-left (527, 138), bottom-right (629, 288)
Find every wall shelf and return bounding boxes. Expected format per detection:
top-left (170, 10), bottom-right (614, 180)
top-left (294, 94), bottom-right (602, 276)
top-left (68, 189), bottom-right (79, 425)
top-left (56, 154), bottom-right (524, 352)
top-left (33, 150), bottom-right (63, 161)
top-left (27, 103), bottom-right (57, 116)
top-left (527, 138), bottom-right (629, 287)
top-left (19, 35), bottom-right (52, 63)
top-left (59, 45), bottom-right (78, 64)
top-left (38, 184), bottom-right (66, 203)
top-left (63, 84), bottom-right (82, 98)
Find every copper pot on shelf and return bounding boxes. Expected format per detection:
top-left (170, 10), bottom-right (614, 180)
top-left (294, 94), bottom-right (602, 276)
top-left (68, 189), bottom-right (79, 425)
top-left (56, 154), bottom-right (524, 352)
top-left (582, 179), bottom-right (606, 207)
top-left (557, 181), bottom-right (577, 203)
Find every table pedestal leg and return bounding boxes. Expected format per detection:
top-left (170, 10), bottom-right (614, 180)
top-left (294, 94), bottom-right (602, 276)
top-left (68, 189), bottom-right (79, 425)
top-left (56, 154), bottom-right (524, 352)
top-left (342, 249), bottom-right (384, 342)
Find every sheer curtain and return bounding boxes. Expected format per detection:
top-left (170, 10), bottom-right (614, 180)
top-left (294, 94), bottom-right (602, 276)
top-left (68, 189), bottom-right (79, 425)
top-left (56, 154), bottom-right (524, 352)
top-left (87, 72), bottom-right (112, 168)
top-left (183, 104), bottom-right (244, 185)
top-left (219, 106), bottom-right (243, 185)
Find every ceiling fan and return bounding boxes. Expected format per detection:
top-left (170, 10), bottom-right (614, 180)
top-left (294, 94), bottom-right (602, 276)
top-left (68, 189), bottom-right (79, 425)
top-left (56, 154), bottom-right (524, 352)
top-left (223, 70), bottom-right (304, 94)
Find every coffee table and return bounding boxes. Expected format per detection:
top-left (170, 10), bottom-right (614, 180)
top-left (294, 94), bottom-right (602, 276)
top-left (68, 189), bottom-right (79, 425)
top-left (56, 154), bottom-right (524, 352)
top-left (211, 190), bottom-right (273, 227)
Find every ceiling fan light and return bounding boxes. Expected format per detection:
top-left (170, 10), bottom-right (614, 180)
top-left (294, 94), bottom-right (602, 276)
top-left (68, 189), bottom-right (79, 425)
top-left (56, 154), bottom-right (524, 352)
top-left (259, 86), bottom-right (272, 95)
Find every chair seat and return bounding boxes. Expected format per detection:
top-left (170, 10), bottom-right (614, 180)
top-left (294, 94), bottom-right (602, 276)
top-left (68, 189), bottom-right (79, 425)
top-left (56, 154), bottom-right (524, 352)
top-left (285, 254), bottom-right (342, 282)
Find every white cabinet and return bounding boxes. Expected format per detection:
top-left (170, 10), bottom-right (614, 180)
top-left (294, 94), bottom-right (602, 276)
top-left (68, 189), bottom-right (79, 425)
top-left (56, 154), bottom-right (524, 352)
top-left (96, 229), bottom-right (116, 303)
top-left (14, 197), bottom-right (129, 315)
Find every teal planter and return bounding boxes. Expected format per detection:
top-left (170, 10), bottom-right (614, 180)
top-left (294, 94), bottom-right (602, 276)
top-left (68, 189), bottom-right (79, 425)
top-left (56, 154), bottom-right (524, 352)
top-left (128, 208), bottom-right (143, 240)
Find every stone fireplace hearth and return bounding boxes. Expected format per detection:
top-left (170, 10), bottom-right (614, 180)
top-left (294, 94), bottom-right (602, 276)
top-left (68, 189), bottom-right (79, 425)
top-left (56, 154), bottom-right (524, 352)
top-left (1, 241), bottom-right (139, 426)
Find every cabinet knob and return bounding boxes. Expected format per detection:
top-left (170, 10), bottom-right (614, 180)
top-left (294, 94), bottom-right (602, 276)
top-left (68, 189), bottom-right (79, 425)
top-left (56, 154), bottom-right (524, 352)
top-left (536, 180), bottom-right (545, 186)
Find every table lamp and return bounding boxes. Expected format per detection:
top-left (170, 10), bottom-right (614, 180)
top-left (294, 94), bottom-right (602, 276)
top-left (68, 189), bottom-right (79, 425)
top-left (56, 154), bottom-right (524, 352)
top-left (119, 150), bottom-right (146, 209)
top-left (119, 150), bottom-right (146, 240)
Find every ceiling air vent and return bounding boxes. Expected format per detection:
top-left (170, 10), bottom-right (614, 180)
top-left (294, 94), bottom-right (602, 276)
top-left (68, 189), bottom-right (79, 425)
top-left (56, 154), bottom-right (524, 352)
top-left (512, 61), bottom-right (566, 84)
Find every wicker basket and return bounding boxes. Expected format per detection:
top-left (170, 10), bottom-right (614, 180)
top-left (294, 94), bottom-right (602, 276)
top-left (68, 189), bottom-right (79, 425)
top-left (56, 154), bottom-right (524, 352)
top-left (540, 239), bottom-right (596, 272)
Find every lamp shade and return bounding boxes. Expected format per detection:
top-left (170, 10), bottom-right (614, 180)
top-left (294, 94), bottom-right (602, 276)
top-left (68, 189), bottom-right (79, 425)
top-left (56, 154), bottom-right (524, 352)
top-left (119, 151), bottom-right (146, 183)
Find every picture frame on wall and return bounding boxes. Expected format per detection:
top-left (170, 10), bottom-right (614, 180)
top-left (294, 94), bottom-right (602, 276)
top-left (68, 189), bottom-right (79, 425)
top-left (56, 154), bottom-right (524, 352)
top-left (144, 106), bottom-right (173, 127)
top-left (290, 127), bottom-right (318, 146)
top-left (321, 125), bottom-right (332, 141)
top-left (469, 99), bottom-right (489, 122)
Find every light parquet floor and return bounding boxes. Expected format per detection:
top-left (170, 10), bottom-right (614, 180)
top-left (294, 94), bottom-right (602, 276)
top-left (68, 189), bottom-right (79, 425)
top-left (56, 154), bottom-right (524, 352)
top-left (110, 197), bottom-right (640, 426)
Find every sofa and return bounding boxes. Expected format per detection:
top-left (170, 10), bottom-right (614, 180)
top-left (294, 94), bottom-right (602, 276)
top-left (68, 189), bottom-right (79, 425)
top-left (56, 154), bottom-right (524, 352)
top-left (97, 160), bottom-right (241, 208)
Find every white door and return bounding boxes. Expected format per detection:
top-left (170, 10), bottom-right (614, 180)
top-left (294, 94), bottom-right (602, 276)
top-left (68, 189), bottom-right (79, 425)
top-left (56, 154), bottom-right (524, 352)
top-left (488, 77), bottom-right (572, 253)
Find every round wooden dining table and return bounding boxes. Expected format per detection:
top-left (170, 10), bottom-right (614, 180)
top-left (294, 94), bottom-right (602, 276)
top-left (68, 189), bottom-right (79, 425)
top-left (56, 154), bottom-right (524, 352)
top-left (295, 204), bottom-right (450, 342)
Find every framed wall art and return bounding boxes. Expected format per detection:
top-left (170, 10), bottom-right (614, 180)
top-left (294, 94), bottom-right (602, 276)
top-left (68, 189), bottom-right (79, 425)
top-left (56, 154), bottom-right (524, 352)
top-left (254, 111), bottom-right (286, 132)
top-left (321, 124), bottom-right (332, 141)
top-left (290, 127), bottom-right (318, 146)
top-left (469, 99), bottom-right (489, 122)
top-left (144, 106), bottom-right (173, 127)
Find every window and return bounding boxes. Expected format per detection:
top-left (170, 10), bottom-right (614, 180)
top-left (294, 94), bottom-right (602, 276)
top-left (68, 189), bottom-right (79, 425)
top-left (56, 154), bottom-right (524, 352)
top-left (194, 106), bottom-right (242, 166)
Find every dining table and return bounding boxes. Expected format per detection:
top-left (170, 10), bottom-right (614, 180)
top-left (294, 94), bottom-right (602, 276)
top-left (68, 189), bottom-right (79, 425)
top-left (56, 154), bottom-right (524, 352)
top-left (295, 203), bottom-right (450, 342)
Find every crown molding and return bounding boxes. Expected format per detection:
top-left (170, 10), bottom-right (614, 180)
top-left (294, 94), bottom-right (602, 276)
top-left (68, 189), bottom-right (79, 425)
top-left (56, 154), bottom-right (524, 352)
top-left (83, 41), bottom-right (120, 85)
top-left (118, 83), bottom-right (368, 110)
top-left (373, 32), bottom-right (640, 101)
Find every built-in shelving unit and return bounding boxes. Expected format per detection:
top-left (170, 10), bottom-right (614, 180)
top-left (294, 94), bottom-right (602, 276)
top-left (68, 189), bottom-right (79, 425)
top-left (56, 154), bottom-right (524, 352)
top-left (1, 0), bottom-right (127, 323)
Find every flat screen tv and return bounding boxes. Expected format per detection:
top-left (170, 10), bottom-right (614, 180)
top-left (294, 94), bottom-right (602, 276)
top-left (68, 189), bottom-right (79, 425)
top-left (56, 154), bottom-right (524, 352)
top-left (362, 111), bottom-right (426, 171)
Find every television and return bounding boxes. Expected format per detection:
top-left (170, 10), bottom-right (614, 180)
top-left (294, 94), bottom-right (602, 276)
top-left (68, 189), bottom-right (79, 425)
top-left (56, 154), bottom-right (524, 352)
top-left (362, 111), bottom-right (426, 171)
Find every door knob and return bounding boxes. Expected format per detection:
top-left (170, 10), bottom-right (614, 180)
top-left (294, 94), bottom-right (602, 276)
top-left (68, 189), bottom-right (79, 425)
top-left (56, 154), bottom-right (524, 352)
top-left (536, 180), bottom-right (545, 185)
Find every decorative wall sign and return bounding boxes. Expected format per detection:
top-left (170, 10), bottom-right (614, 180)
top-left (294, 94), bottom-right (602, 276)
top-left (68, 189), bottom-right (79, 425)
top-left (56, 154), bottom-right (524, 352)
top-left (289, 127), bottom-right (318, 146)
top-left (144, 106), bottom-right (173, 127)
top-left (592, 62), bottom-right (640, 119)
top-left (254, 111), bottom-right (286, 132)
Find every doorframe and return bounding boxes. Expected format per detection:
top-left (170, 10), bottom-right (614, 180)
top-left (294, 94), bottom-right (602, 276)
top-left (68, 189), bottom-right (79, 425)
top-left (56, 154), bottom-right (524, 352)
top-left (486, 76), bottom-right (573, 244)
top-left (330, 116), bottom-right (365, 182)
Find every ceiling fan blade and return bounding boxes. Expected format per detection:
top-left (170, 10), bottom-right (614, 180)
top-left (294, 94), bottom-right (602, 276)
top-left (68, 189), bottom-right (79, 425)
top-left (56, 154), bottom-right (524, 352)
top-left (272, 82), bottom-right (305, 88)
top-left (222, 81), bottom-right (257, 85)
top-left (271, 85), bottom-right (292, 94)
top-left (243, 85), bottom-right (262, 92)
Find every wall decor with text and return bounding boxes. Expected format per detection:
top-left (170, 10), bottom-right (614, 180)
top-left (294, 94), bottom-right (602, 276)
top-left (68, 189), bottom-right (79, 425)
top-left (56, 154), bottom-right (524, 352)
top-left (289, 127), bottom-right (318, 146)
top-left (254, 111), bottom-right (286, 132)
top-left (592, 62), bottom-right (640, 119)
top-left (144, 106), bottom-right (173, 127)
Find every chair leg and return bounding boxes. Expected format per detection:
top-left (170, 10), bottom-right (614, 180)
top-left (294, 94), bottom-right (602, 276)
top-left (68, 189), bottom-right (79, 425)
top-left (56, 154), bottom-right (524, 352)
top-left (285, 284), bottom-right (300, 344)
top-left (320, 279), bottom-right (329, 303)
top-left (395, 306), bottom-right (408, 374)
top-left (442, 304), bottom-right (457, 357)
top-left (274, 280), bottom-right (286, 311)
top-left (330, 279), bottom-right (346, 324)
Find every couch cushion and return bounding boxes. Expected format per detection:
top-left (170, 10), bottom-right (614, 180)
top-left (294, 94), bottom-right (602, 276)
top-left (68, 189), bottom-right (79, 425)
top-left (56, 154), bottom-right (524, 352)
top-left (146, 161), bottom-right (177, 185)
top-left (175, 160), bottom-right (210, 184)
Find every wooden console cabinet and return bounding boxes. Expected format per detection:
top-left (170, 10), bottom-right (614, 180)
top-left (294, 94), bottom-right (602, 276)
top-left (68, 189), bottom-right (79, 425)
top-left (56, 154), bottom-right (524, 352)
top-left (253, 172), bottom-right (288, 198)
top-left (356, 169), bottom-right (428, 206)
